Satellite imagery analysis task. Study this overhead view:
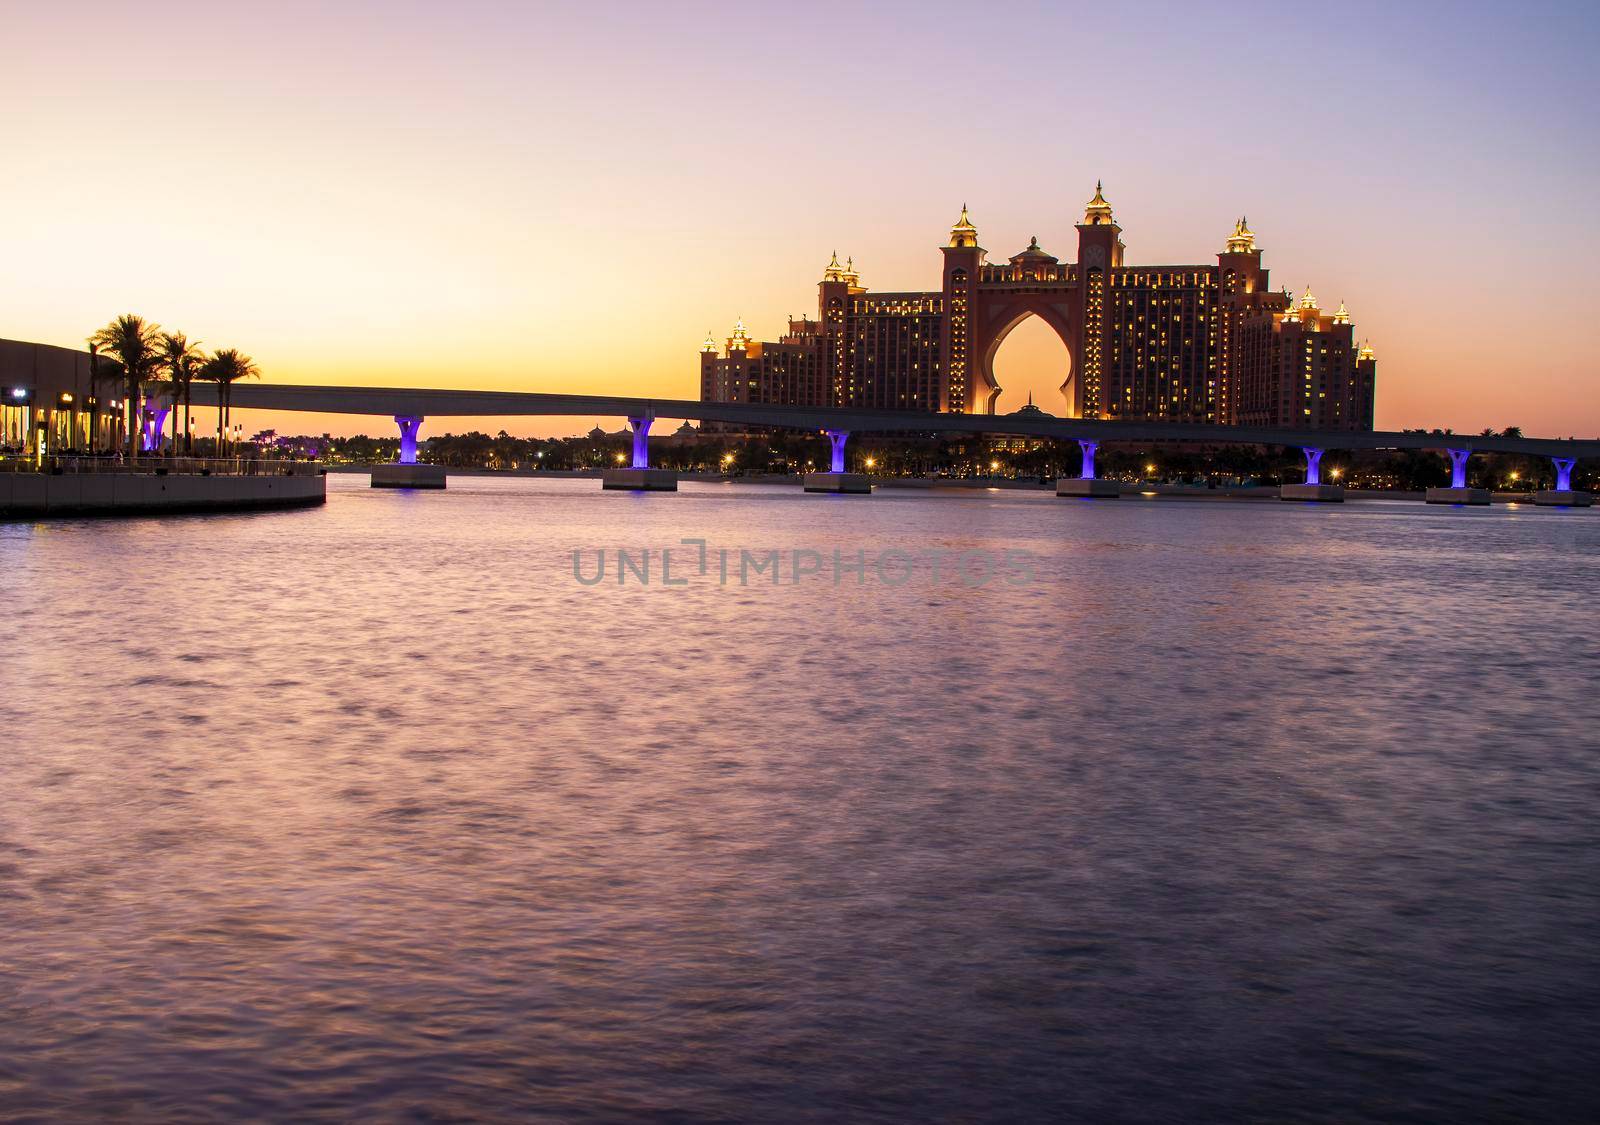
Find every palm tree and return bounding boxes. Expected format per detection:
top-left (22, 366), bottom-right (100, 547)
top-left (198, 349), bottom-right (260, 454)
top-left (89, 314), bottom-right (163, 459)
top-left (87, 343), bottom-right (127, 453)
top-left (158, 333), bottom-right (204, 455)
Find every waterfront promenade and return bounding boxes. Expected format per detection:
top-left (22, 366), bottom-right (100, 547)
top-left (0, 458), bottom-right (324, 517)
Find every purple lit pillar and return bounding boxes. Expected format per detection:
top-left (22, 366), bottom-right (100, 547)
top-left (1302, 447), bottom-right (1324, 486)
top-left (825, 430), bottom-right (848, 474)
top-left (395, 415), bottom-right (423, 465)
top-left (141, 404), bottom-right (169, 452)
top-left (628, 416), bottom-right (653, 469)
top-left (1078, 439), bottom-right (1099, 480)
top-left (1553, 457), bottom-right (1575, 492)
top-left (1447, 449), bottom-right (1471, 489)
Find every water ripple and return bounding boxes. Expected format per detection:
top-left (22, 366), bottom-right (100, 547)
top-left (1, 479), bottom-right (1597, 1121)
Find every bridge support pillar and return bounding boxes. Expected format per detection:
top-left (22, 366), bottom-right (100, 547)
top-left (396, 415), bottom-right (422, 465)
top-left (1426, 449), bottom-right (1489, 504)
top-left (629, 415), bottom-right (653, 469)
top-left (603, 415), bottom-right (678, 490)
top-left (1553, 457), bottom-right (1575, 493)
top-left (805, 429), bottom-right (870, 493)
top-left (1303, 447), bottom-right (1324, 485)
top-left (827, 429), bottom-right (848, 473)
top-left (1056, 440), bottom-right (1119, 497)
top-left (1535, 457), bottom-right (1593, 506)
top-left (1280, 446), bottom-right (1344, 502)
top-left (373, 415), bottom-right (446, 488)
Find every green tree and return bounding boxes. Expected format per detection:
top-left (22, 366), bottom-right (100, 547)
top-left (89, 314), bottom-right (163, 459)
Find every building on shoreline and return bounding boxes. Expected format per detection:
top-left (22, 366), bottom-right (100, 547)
top-left (698, 187), bottom-right (1377, 430)
top-left (0, 338), bottom-right (127, 456)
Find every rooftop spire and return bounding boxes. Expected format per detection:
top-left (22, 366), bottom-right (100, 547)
top-left (1300, 286), bottom-right (1318, 311)
top-left (1083, 181), bottom-right (1114, 225)
top-left (823, 250), bottom-right (843, 282)
top-left (701, 329), bottom-right (717, 353)
top-left (948, 203), bottom-right (979, 248)
top-left (842, 256), bottom-right (861, 288)
top-left (1224, 215), bottom-right (1257, 254)
top-left (1333, 300), bottom-right (1351, 325)
top-left (1279, 288), bottom-right (1299, 326)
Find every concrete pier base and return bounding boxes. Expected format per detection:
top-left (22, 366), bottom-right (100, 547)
top-left (804, 472), bottom-right (872, 494)
top-left (1279, 483), bottom-right (1346, 502)
top-left (1, 472), bottom-right (325, 518)
top-left (1055, 478), bottom-right (1121, 498)
top-left (602, 468), bottom-right (678, 491)
top-left (1533, 489), bottom-right (1594, 507)
top-left (372, 463), bottom-right (447, 489)
top-left (1425, 486), bottom-right (1491, 505)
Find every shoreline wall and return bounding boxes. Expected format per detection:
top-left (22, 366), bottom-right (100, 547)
top-left (0, 472), bottom-right (326, 518)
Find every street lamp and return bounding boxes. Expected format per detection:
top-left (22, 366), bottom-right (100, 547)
top-left (864, 456), bottom-right (876, 470)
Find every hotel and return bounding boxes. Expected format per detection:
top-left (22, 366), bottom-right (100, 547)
top-left (700, 185), bottom-right (1376, 430)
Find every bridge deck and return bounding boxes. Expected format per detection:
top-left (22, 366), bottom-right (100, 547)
top-left (193, 383), bottom-right (1600, 459)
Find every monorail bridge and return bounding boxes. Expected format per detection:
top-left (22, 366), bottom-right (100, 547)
top-left (189, 383), bottom-right (1598, 505)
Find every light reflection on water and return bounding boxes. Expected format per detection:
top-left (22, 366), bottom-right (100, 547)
top-left (2, 476), bottom-right (1598, 1122)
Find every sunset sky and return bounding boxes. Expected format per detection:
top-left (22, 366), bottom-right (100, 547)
top-left (4, 0), bottom-right (1598, 439)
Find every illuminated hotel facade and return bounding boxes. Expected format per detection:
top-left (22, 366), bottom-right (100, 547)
top-left (700, 186), bottom-right (1376, 430)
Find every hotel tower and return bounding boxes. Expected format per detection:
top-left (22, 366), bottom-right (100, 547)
top-left (699, 185), bottom-right (1376, 430)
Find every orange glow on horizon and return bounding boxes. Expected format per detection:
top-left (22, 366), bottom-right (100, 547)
top-left (5, 4), bottom-right (1598, 439)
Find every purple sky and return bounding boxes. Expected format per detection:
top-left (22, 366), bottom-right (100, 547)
top-left (4, 0), bottom-right (1598, 437)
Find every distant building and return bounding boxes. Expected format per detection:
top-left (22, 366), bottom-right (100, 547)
top-left (699, 186), bottom-right (1376, 430)
top-left (697, 318), bottom-right (831, 408)
top-left (1233, 287), bottom-right (1378, 430)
